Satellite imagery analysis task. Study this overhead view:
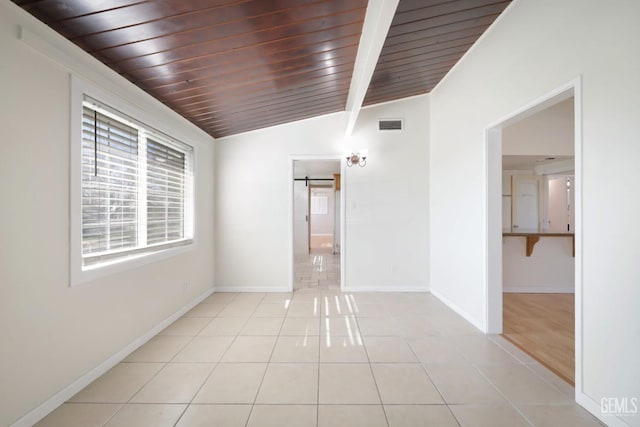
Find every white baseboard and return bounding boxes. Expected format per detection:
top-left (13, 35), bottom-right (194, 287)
top-left (345, 286), bottom-right (430, 293)
top-left (213, 286), bottom-right (291, 293)
top-left (576, 391), bottom-right (630, 427)
top-left (429, 288), bottom-right (485, 332)
top-left (214, 285), bottom-right (430, 293)
top-left (11, 287), bottom-right (215, 427)
top-left (504, 286), bottom-right (575, 293)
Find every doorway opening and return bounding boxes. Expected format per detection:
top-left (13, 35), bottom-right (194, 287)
top-left (309, 185), bottom-right (335, 254)
top-left (291, 158), bottom-right (344, 292)
top-left (486, 80), bottom-right (582, 390)
top-left (502, 152), bottom-right (575, 384)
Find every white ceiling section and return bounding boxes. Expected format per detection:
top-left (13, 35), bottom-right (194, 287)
top-left (502, 155), bottom-right (574, 171)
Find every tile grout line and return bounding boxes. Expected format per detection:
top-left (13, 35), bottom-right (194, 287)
top-left (177, 291), bottom-right (249, 426)
top-left (177, 305), bottom-right (258, 419)
top-left (471, 363), bottom-right (537, 427)
top-left (488, 334), bottom-right (576, 399)
top-left (98, 292), bottom-right (242, 426)
top-left (403, 316), bottom-right (459, 425)
top-left (317, 296), bottom-right (322, 427)
top-left (440, 331), bottom-right (537, 426)
top-left (244, 291), bottom-right (283, 427)
top-left (351, 301), bottom-right (391, 427)
top-left (164, 292), bottom-right (242, 427)
top-left (413, 329), bottom-right (488, 427)
top-left (468, 336), bottom-right (584, 425)
top-left (403, 330), bottom-right (463, 427)
top-left (415, 358), bottom-right (462, 427)
top-left (100, 326), bottom-right (207, 424)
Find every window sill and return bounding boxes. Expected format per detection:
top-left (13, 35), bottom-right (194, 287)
top-left (70, 240), bottom-right (195, 287)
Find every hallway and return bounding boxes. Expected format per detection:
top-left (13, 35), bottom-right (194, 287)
top-left (294, 253), bottom-right (340, 292)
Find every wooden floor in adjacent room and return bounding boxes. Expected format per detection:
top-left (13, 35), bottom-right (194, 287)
top-left (502, 293), bottom-right (575, 385)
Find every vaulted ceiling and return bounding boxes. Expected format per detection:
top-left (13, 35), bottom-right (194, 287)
top-left (13, 0), bottom-right (510, 138)
top-left (364, 0), bottom-right (510, 106)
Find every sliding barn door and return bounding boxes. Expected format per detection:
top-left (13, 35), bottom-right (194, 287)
top-left (293, 181), bottom-right (309, 255)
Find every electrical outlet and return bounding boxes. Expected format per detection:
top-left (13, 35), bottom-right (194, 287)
top-left (183, 282), bottom-right (189, 291)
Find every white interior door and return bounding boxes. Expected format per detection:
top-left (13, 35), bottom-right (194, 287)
top-left (293, 181), bottom-right (309, 255)
top-left (502, 196), bottom-right (512, 231)
top-left (502, 172), bottom-right (512, 231)
top-left (512, 175), bottom-right (542, 231)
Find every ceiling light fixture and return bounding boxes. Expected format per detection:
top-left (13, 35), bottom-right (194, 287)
top-left (346, 152), bottom-right (367, 167)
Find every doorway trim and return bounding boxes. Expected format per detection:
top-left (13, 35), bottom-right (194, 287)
top-left (288, 155), bottom-right (346, 292)
top-left (485, 76), bottom-right (583, 400)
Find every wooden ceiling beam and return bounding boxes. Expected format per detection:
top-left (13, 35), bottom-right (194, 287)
top-left (344, 0), bottom-right (399, 137)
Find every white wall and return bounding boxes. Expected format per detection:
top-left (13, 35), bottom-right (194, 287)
top-left (0, 3), bottom-right (215, 426)
top-left (430, 0), bottom-right (640, 424)
top-left (215, 95), bottom-right (429, 291)
top-left (503, 97), bottom-right (574, 156)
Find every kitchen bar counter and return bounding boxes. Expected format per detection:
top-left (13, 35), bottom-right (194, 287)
top-left (503, 231), bottom-right (575, 257)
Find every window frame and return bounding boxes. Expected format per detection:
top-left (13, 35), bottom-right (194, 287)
top-left (70, 76), bottom-right (197, 286)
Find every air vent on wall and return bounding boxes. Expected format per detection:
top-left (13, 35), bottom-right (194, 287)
top-left (378, 119), bottom-right (403, 131)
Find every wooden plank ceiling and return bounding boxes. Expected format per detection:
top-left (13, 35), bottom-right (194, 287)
top-left (13, 0), bottom-right (510, 137)
top-left (363, 0), bottom-right (511, 106)
top-left (14, 0), bottom-right (367, 137)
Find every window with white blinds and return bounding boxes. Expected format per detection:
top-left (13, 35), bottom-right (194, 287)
top-left (311, 195), bottom-right (329, 215)
top-left (146, 138), bottom-right (187, 245)
top-left (81, 98), bottom-right (193, 268)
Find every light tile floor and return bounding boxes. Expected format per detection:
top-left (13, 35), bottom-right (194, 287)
top-left (37, 281), bottom-right (604, 426)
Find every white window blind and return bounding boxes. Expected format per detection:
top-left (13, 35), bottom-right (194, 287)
top-left (81, 98), bottom-right (193, 268)
top-left (146, 138), bottom-right (187, 245)
top-left (81, 106), bottom-right (139, 256)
